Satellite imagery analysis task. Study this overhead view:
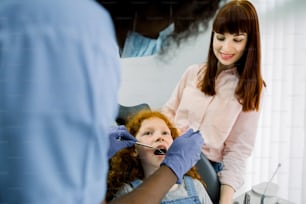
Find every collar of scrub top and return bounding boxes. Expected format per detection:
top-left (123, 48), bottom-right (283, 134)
top-left (121, 23), bottom-right (174, 58)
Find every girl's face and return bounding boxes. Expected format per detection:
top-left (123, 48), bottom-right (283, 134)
top-left (135, 117), bottom-right (173, 171)
top-left (213, 32), bottom-right (248, 67)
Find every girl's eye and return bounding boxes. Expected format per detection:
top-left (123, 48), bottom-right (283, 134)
top-left (162, 131), bottom-right (171, 136)
top-left (143, 131), bottom-right (152, 136)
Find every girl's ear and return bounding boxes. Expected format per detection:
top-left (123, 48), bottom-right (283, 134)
top-left (132, 148), bottom-right (138, 157)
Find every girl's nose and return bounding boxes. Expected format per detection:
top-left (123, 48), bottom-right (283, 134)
top-left (156, 136), bottom-right (165, 142)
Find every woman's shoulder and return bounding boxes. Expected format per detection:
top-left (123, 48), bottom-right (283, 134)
top-left (185, 63), bottom-right (206, 73)
top-left (182, 63), bottom-right (206, 82)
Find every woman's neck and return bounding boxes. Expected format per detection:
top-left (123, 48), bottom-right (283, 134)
top-left (216, 62), bottom-right (235, 76)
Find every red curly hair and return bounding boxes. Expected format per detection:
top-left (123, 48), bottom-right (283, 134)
top-left (106, 110), bottom-right (205, 201)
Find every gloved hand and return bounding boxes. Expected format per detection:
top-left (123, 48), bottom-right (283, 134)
top-left (108, 125), bottom-right (137, 159)
top-left (161, 129), bottom-right (204, 184)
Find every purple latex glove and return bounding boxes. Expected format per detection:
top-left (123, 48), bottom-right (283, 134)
top-left (108, 125), bottom-right (137, 159)
top-left (161, 129), bottom-right (204, 184)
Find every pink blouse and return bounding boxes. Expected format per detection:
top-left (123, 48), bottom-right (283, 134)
top-left (162, 64), bottom-right (262, 191)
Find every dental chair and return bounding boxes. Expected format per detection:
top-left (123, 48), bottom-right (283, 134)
top-left (195, 153), bottom-right (220, 204)
top-left (116, 103), bottom-right (151, 125)
top-left (115, 103), bottom-right (220, 204)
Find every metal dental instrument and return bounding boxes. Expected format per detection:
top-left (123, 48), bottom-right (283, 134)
top-left (135, 142), bottom-right (166, 155)
top-left (117, 135), bottom-right (166, 155)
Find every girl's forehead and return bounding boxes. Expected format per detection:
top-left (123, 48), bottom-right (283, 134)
top-left (140, 117), bottom-right (168, 127)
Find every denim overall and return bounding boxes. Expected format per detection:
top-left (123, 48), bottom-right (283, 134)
top-left (130, 176), bottom-right (201, 204)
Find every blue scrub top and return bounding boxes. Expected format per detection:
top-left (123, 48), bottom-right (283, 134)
top-left (0, 0), bottom-right (121, 203)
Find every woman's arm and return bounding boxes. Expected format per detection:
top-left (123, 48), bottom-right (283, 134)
top-left (219, 110), bottom-right (261, 203)
top-left (219, 184), bottom-right (235, 204)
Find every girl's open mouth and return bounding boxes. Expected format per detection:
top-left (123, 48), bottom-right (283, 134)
top-left (154, 145), bottom-right (167, 155)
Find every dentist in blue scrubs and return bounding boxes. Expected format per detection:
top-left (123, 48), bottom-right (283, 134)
top-left (0, 0), bottom-right (220, 203)
top-left (0, 0), bottom-right (120, 203)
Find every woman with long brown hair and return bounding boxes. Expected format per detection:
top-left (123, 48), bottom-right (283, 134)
top-left (162, 1), bottom-right (266, 203)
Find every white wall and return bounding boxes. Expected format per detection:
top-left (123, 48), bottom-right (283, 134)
top-left (246, 1), bottom-right (306, 203)
top-left (118, 25), bottom-right (212, 109)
